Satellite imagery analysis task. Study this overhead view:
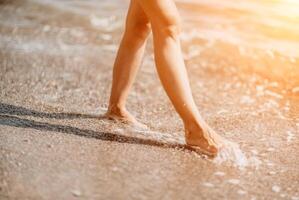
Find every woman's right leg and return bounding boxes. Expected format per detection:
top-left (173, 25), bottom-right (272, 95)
top-left (137, 0), bottom-right (227, 155)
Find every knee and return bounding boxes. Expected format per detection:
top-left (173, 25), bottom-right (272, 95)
top-left (125, 21), bottom-right (151, 40)
top-left (154, 14), bottom-right (182, 39)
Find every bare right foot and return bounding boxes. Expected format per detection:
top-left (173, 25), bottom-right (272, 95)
top-left (184, 121), bottom-right (227, 156)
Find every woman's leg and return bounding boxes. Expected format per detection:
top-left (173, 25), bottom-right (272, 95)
top-left (106, 0), bottom-right (150, 124)
top-left (137, 0), bottom-right (226, 155)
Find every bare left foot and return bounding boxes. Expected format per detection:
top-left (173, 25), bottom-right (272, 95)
top-left (105, 105), bottom-right (147, 129)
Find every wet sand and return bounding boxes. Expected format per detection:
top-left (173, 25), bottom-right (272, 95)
top-left (0, 0), bottom-right (299, 199)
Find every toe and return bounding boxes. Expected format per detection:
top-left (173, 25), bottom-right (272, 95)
top-left (207, 145), bottom-right (218, 155)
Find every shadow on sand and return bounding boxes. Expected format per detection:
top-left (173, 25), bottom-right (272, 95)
top-left (0, 103), bottom-right (194, 152)
top-left (0, 102), bottom-right (100, 119)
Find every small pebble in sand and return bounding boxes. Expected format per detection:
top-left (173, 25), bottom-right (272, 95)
top-left (287, 131), bottom-right (294, 143)
top-left (71, 189), bottom-right (81, 197)
top-left (202, 182), bottom-right (214, 188)
top-left (266, 50), bottom-right (275, 58)
top-left (240, 95), bottom-right (255, 104)
top-left (114, 128), bottom-right (124, 133)
top-left (214, 171), bottom-right (225, 176)
top-left (292, 87), bottom-right (299, 94)
top-left (268, 171), bottom-right (276, 175)
top-left (217, 109), bottom-right (228, 114)
top-left (266, 148), bottom-right (275, 152)
top-left (289, 57), bottom-right (296, 63)
top-left (100, 34), bottom-right (112, 41)
top-left (43, 25), bottom-right (51, 32)
top-left (265, 90), bottom-right (283, 99)
top-left (266, 161), bottom-right (275, 167)
top-left (272, 185), bottom-right (281, 193)
top-left (227, 179), bottom-right (240, 185)
top-left (111, 167), bottom-right (119, 172)
top-left (237, 190), bottom-right (247, 195)
top-left (248, 156), bottom-right (262, 168)
top-left (250, 149), bottom-right (258, 155)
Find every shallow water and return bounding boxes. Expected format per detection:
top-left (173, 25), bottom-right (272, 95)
top-left (0, 0), bottom-right (299, 199)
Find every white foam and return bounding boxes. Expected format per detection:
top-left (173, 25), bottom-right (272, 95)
top-left (213, 142), bottom-right (248, 168)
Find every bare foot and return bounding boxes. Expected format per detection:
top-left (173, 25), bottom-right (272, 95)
top-left (105, 105), bottom-right (147, 129)
top-left (185, 121), bottom-right (226, 157)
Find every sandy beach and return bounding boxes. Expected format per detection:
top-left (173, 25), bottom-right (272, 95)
top-left (0, 0), bottom-right (299, 199)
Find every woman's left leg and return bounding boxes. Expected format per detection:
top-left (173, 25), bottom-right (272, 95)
top-left (106, 0), bottom-right (151, 124)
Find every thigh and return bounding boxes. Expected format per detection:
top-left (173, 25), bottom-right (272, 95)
top-left (136, 0), bottom-right (181, 27)
top-left (125, 0), bottom-right (150, 29)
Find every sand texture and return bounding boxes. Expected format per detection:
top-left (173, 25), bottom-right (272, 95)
top-left (1, 0), bottom-right (299, 199)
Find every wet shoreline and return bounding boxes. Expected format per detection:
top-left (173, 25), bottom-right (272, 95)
top-left (1, 0), bottom-right (298, 199)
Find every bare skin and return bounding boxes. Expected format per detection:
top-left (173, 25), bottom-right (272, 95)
top-left (106, 0), bottom-right (228, 156)
top-left (105, 0), bottom-right (150, 129)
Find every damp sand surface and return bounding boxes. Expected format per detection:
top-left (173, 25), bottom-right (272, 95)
top-left (0, 0), bottom-right (299, 199)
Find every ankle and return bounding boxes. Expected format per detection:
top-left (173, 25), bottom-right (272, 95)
top-left (184, 120), bottom-right (204, 137)
top-left (108, 104), bottom-right (126, 115)
top-left (184, 117), bottom-right (203, 131)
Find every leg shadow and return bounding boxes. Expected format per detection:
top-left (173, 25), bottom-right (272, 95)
top-left (0, 102), bottom-right (201, 153)
top-left (0, 102), bottom-right (100, 119)
top-left (0, 114), bottom-right (188, 151)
